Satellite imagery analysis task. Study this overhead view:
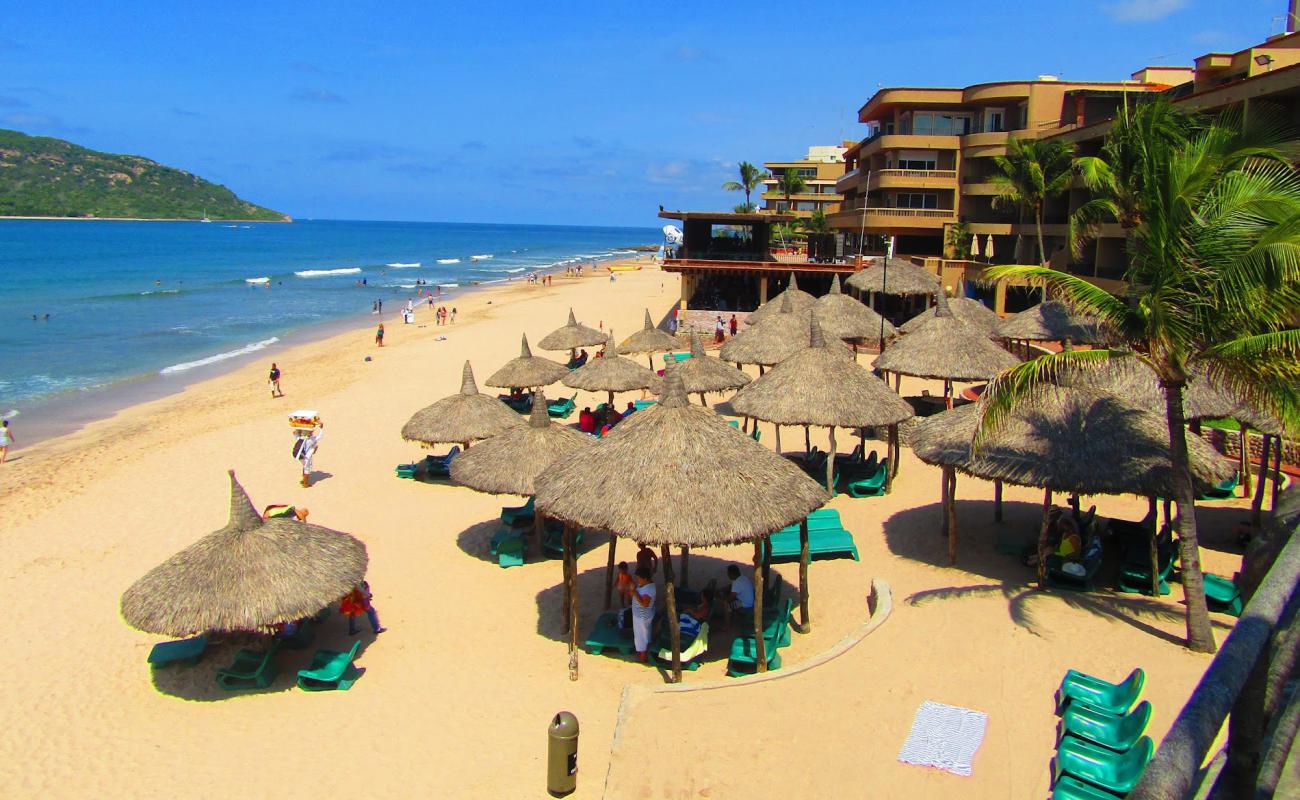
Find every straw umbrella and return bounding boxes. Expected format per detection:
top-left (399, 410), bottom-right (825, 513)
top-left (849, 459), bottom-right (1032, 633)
top-left (121, 470), bottom-right (368, 637)
top-left (538, 308), bottom-right (607, 361)
top-left (675, 330), bottom-right (751, 405)
top-left (899, 296), bottom-right (1001, 337)
top-left (812, 274), bottom-right (897, 349)
top-left (730, 316), bottom-right (912, 630)
top-left (451, 390), bottom-right (596, 574)
top-left (562, 330), bottom-right (661, 407)
top-left (485, 334), bottom-right (570, 395)
top-left (844, 256), bottom-right (940, 296)
top-left (748, 271), bottom-right (816, 324)
top-left (994, 301), bottom-right (1103, 352)
top-left (617, 309), bottom-right (680, 368)
top-left (401, 361), bottom-right (524, 449)
top-left (535, 363), bottom-right (828, 682)
top-left (908, 390), bottom-right (1233, 584)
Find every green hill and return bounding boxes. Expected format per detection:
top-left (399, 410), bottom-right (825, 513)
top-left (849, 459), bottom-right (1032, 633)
top-left (0, 129), bottom-right (288, 221)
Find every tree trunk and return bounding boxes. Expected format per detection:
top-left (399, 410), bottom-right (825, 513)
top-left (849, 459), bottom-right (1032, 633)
top-left (825, 426), bottom-right (837, 493)
top-left (1252, 434), bottom-right (1273, 528)
top-left (1163, 382), bottom-right (1217, 653)
top-left (1148, 496), bottom-right (1161, 599)
top-left (567, 525), bottom-right (580, 681)
top-left (603, 534), bottom-right (617, 610)
top-left (797, 519), bottom-right (810, 632)
top-left (994, 480), bottom-right (1003, 522)
top-left (661, 544), bottom-right (681, 683)
top-left (1034, 204), bottom-right (1046, 265)
top-left (1238, 423), bottom-right (1251, 499)
top-left (753, 538), bottom-right (767, 673)
top-left (1037, 488), bottom-right (1053, 588)
top-left (699, 392), bottom-right (707, 407)
top-left (680, 545), bottom-right (689, 587)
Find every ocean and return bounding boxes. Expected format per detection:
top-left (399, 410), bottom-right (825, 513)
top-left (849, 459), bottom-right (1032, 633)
top-left (0, 219), bottom-right (658, 426)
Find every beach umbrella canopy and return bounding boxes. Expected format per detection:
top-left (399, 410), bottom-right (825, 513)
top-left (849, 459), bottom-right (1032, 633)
top-left (486, 334), bottom-right (571, 390)
top-left (616, 309), bottom-right (679, 360)
top-left (562, 330), bottom-right (662, 404)
top-left (812, 274), bottom-right (897, 341)
top-left (401, 361), bottom-right (525, 447)
top-left (675, 331), bottom-right (751, 397)
top-left (731, 317), bottom-right (913, 430)
top-left (994, 301), bottom-right (1103, 344)
top-left (908, 389), bottom-right (1234, 497)
top-left (900, 296), bottom-right (1001, 337)
top-left (120, 471), bottom-right (368, 637)
top-left (721, 292), bottom-right (843, 367)
top-left (748, 271), bottom-right (816, 323)
top-left (845, 257), bottom-right (940, 296)
top-left (536, 365), bottom-right (828, 548)
top-left (875, 293), bottom-right (1020, 382)
top-left (450, 390), bottom-right (596, 496)
top-left (538, 308), bottom-right (607, 353)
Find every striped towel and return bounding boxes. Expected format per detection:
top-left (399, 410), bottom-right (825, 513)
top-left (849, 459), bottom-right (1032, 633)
top-left (897, 701), bottom-right (988, 777)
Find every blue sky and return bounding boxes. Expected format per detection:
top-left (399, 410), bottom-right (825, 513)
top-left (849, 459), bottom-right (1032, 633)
top-left (0, 0), bottom-right (1286, 226)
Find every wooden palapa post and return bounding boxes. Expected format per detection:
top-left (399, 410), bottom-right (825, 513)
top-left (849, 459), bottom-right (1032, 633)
top-left (560, 517), bottom-right (571, 634)
top-left (939, 466), bottom-right (950, 538)
top-left (774, 423), bottom-right (782, 456)
top-left (797, 518), bottom-right (811, 632)
top-left (1252, 435), bottom-right (1273, 527)
top-left (661, 544), bottom-right (681, 682)
top-left (567, 524), bottom-right (580, 680)
top-left (603, 534), bottom-right (617, 610)
top-left (993, 479), bottom-right (1004, 522)
top-left (1271, 440), bottom-right (1283, 510)
top-left (753, 537), bottom-right (767, 672)
top-left (1037, 488), bottom-right (1054, 588)
top-left (1147, 496), bottom-right (1161, 598)
top-left (680, 545), bottom-right (690, 587)
top-left (825, 426), bottom-right (837, 493)
top-left (946, 467), bottom-right (958, 565)
top-left (1238, 423), bottom-right (1251, 498)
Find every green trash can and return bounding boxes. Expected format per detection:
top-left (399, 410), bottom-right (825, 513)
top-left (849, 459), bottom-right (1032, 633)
top-left (547, 711), bottom-right (579, 796)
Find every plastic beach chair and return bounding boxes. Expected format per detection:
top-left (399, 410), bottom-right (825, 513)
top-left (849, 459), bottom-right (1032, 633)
top-left (147, 635), bottom-right (207, 668)
top-left (216, 640), bottom-right (283, 690)
top-left (1058, 700), bottom-right (1151, 753)
top-left (1051, 774), bottom-right (1126, 800)
top-left (726, 604), bottom-right (790, 677)
top-left (1055, 668), bottom-right (1145, 716)
top-left (1053, 734), bottom-right (1153, 796)
top-left (1203, 573), bottom-right (1244, 616)
top-left (297, 641), bottom-right (362, 692)
top-left (843, 460), bottom-right (888, 498)
top-left (1197, 471), bottom-right (1239, 500)
top-left (500, 497), bottom-right (535, 526)
top-left (583, 612), bottom-right (634, 657)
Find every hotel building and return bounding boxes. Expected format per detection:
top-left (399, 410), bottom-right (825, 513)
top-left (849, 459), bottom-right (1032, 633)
top-left (759, 145), bottom-right (849, 217)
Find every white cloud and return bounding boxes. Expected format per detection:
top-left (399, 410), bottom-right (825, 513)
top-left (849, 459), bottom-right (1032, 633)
top-left (1103, 0), bottom-right (1188, 22)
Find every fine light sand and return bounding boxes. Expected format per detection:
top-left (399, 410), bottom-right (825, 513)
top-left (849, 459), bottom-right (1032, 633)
top-left (0, 258), bottom-right (1254, 799)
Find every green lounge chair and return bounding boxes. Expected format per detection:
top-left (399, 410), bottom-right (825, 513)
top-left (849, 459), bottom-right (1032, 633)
top-left (297, 641), bottom-right (362, 692)
top-left (490, 526), bottom-right (523, 556)
top-left (750, 427), bottom-right (760, 442)
top-left (1053, 734), bottom-right (1153, 796)
top-left (147, 634), bottom-right (207, 668)
top-left (768, 525), bottom-right (859, 562)
top-left (1197, 471), bottom-right (1239, 500)
top-left (500, 498), bottom-right (535, 526)
top-left (1203, 573), bottom-right (1244, 616)
top-left (1058, 700), bottom-right (1152, 753)
top-left (843, 460), bottom-right (888, 498)
top-left (541, 525), bottom-right (581, 559)
top-left (727, 419), bottom-right (739, 428)
top-left (1056, 668), bottom-right (1145, 716)
top-left (547, 394), bottom-right (577, 419)
top-left (584, 611), bottom-right (634, 656)
top-left (1051, 774), bottom-right (1126, 800)
top-left (216, 640), bottom-right (283, 690)
top-left (1118, 527), bottom-right (1177, 596)
top-left (498, 393), bottom-right (533, 413)
top-left (497, 535), bottom-right (525, 568)
top-left (1046, 551), bottom-right (1104, 592)
top-left (633, 399), bottom-right (656, 411)
top-left (726, 604), bottom-right (790, 677)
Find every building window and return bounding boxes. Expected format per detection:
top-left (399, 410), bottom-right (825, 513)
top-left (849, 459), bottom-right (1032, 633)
top-left (984, 109), bottom-right (1005, 133)
top-left (797, 168), bottom-right (816, 177)
top-left (897, 158), bottom-right (937, 171)
top-left (895, 193), bottom-right (938, 209)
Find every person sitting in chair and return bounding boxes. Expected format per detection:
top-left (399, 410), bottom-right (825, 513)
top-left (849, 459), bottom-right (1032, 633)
top-left (725, 564), bottom-right (754, 624)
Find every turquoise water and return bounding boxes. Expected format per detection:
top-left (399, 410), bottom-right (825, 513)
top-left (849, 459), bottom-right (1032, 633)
top-left (0, 219), bottom-right (657, 411)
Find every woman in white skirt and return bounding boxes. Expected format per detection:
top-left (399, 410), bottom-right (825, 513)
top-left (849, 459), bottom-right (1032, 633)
top-left (631, 565), bottom-right (657, 662)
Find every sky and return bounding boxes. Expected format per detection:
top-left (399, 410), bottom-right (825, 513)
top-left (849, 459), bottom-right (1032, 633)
top-left (0, 0), bottom-right (1289, 226)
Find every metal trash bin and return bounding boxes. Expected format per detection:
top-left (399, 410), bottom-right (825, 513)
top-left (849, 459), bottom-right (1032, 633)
top-left (547, 711), bottom-right (579, 796)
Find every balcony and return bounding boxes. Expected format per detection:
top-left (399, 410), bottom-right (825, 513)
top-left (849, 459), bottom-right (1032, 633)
top-left (870, 169), bottom-right (957, 190)
top-left (834, 167), bottom-right (862, 192)
top-left (828, 205), bottom-right (956, 231)
top-left (858, 134), bottom-right (961, 158)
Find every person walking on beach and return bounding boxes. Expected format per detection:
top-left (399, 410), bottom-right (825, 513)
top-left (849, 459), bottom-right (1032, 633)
top-left (297, 423), bottom-right (323, 488)
top-left (729, 314), bottom-right (738, 338)
top-left (340, 581), bottom-right (386, 635)
top-left (0, 419), bottom-right (13, 464)
top-left (268, 363), bottom-right (283, 398)
top-left (714, 316), bottom-right (725, 344)
top-left (375, 322), bottom-right (385, 347)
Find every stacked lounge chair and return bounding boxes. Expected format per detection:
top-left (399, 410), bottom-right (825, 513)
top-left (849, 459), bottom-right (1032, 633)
top-left (768, 508), bottom-right (859, 561)
top-left (1051, 668), bottom-right (1153, 798)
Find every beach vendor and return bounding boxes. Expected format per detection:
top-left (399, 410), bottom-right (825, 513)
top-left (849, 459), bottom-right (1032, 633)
top-left (296, 422), bottom-right (324, 488)
top-left (268, 363), bottom-right (283, 398)
top-left (340, 581), bottom-right (386, 636)
top-left (631, 566), bottom-right (656, 662)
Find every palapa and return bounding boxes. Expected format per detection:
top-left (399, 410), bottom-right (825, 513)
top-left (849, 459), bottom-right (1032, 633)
top-left (900, 296), bottom-right (1001, 337)
top-left (538, 308), bottom-right (607, 353)
top-left (994, 301), bottom-right (1102, 344)
top-left (616, 309), bottom-right (680, 367)
top-left (812, 274), bottom-right (897, 342)
top-left (120, 471), bottom-right (368, 637)
top-left (844, 257), bottom-right (940, 296)
top-left (450, 390), bottom-right (595, 497)
top-left (748, 271), bottom-right (816, 323)
top-left (720, 292), bottom-right (843, 367)
top-left (874, 292), bottom-right (1019, 383)
top-left (675, 330), bottom-right (750, 402)
top-left (562, 330), bottom-right (662, 405)
top-left (401, 361), bottom-right (524, 447)
top-left (536, 362), bottom-right (827, 681)
top-left (485, 334), bottom-right (571, 389)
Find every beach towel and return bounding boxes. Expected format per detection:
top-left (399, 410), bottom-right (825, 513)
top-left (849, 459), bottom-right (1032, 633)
top-left (897, 701), bottom-right (988, 777)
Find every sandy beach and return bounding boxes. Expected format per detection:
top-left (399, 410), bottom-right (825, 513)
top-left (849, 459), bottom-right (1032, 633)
top-left (0, 258), bottom-right (1255, 798)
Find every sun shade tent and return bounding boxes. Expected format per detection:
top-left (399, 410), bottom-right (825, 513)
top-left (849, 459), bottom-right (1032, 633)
top-left (617, 309), bottom-right (680, 368)
top-left (486, 334), bottom-right (571, 390)
top-left (562, 330), bottom-right (662, 406)
top-left (401, 361), bottom-right (524, 448)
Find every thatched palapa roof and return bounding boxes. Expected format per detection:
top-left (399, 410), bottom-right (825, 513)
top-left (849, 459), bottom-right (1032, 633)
top-left (720, 292), bottom-right (838, 367)
top-left (616, 309), bottom-right (679, 356)
top-left (907, 389), bottom-right (1234, 497)
top-left (994, 301), bottom-right (1103, 343)
top-left (900, 296), bottom-right (1001, 337)
top-left (1072, 357), bottom-right (1284, 427)
top-left (562, 330), bottom-right (662, 395)
top-left (675, 331), bottom-right (751, 395)
top-left (535, 363), bottom-right (828, 547)
top-left (844, 257), bottom-right (940, 296)
top-left (748, 271), bottom-right (816, 323)
top-left (402, 361), bottom-right (525, 446)
top-left (730, 316), bottom-right (913, 428)
top-left (486, 334), bottom-right (571, 389)
top-left (450, 390), bottom-right (596, 496)
top-left (120, 471), bottom-right (368, 637)
top-left (874, 293), bottom-right (1019, 381)
top-left (813, 274), bottom-right (897, 341)
top-left (538, 309), bottom-right (607, 352)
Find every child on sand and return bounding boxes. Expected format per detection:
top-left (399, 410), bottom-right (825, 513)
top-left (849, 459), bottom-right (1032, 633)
top-left (340, 581), bottom-right (386, 635)
top-left (376, 323), bottom-right (385, 346)
top-left (615, 562), bottom-right (635, 608)
top-left (0, 419), bottom-right (12, 464)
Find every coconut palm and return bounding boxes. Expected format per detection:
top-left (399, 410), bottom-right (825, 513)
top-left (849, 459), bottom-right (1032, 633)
top-left (800, 209), bottom-right (830, 234)
top-left (989, 136), bottom-right (1076, 264)
top-left (978, 108), bottom-right (1300, 654)
top-left (722, 161), bottom-right (768, 210)
top-left (777, 168), bottom-right (808, 212)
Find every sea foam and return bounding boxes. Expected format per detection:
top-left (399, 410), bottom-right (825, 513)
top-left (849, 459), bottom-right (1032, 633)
top-left (160, 337), bottom-right (280, 375)
top-left (295, 267), bottom-right (363, 277)
top-left (387, 262), bottom-right (421, 268)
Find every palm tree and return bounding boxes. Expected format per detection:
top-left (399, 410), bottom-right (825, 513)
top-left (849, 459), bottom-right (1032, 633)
top-left (733, 202), bottom-right (757, 214)
top-left (978, 106), bottom-right (1300, 654)
top-left (989, 136), bottom-right (1076, 265)
top-left (800, 209), bottom-right (830, 233)
top-left (777, 168), bottom-right (809, 212)
top-left (723, 162), bottom-right (769, 210)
